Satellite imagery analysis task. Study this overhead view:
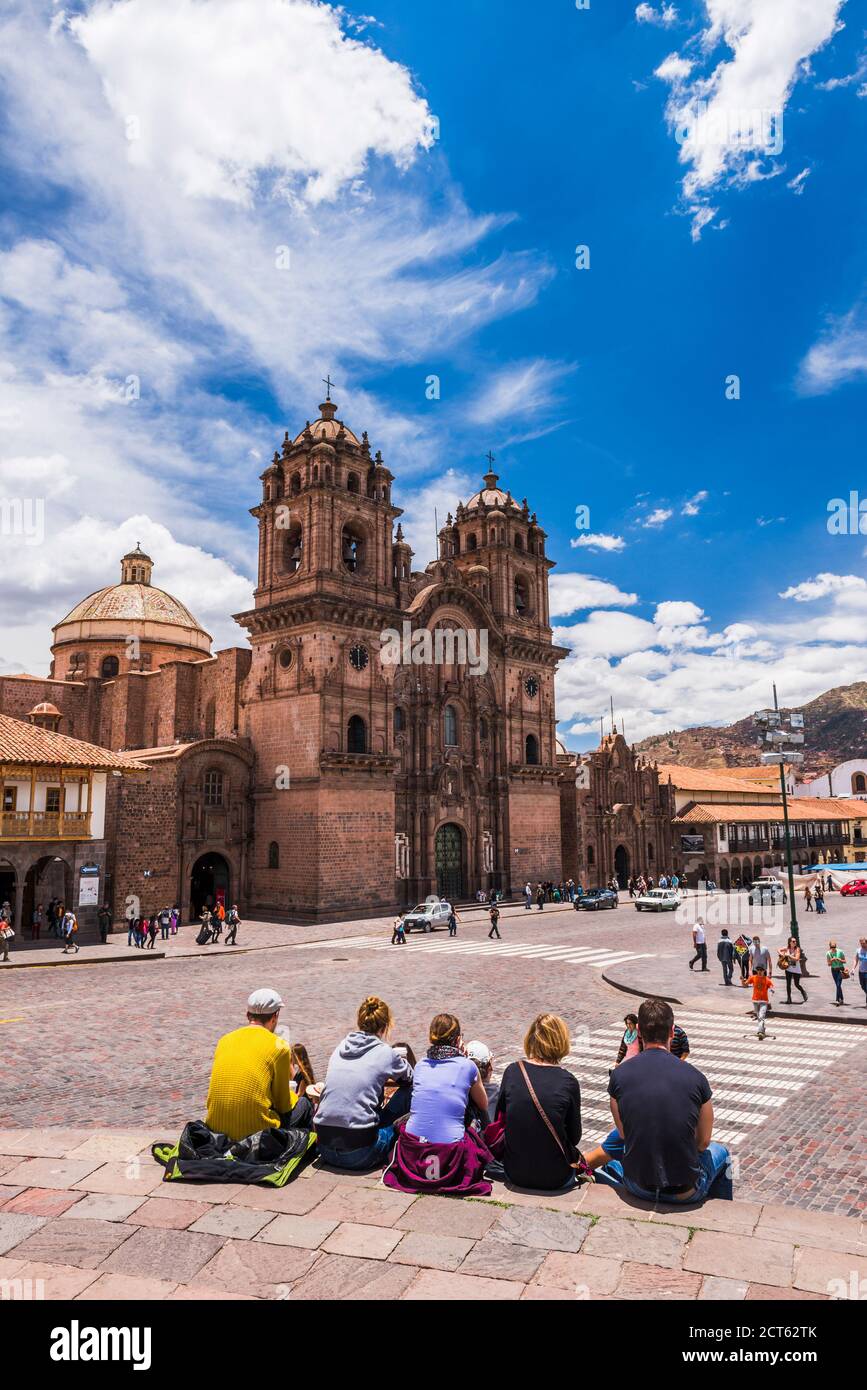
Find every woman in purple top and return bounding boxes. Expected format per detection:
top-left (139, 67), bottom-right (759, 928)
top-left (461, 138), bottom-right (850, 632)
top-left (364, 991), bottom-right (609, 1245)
top-left (384, 1013), bottom-right (494, 1195)
top-left (407, 1015), bottom-right (486, 1143)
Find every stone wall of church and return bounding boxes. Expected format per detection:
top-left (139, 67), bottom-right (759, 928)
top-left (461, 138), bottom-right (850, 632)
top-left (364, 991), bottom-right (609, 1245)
top-left (106, 761), bottom-right (179, 925)
top-left (0, 675), bottom-right (90, 740)
top-left (508, 780), bottom-right (563, 890)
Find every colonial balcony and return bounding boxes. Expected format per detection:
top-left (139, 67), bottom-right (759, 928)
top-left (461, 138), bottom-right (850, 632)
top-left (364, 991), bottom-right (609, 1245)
top-left (0, 810), bottom-right (92, 841)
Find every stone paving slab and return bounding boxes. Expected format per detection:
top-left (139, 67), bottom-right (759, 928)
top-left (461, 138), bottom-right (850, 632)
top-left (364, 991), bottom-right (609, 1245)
top-left (0, 1129), bottom-right (864, 1301)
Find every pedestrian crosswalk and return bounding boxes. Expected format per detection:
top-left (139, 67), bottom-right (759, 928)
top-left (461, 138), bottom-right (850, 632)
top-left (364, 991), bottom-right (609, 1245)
top-left (532, 1010), bottom-right (862, 1150)
top-left (292, 931), bottom-right (654, 972)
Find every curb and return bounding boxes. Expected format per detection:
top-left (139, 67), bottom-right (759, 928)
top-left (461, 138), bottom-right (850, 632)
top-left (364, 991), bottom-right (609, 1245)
top-left (1, 951), bottom-right (166, 971)
top-left (600, 969), bottom-right (867, 1025)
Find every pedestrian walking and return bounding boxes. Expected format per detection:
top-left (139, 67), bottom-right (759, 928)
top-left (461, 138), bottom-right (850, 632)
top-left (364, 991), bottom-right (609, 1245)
top-left (391, 914), bottom-right (406, 945)
top-left (196, 908), bottom-right (213, 945)
top-left (170, 905), bottom-right (180, 936)
top-left (523, 882), bottom-right (532, 910)
top-left (0, 902), bottom-right (14, 963)
top-left (145, 915), bottom-right (158, 949)
top-left (780, 936), bottom-right (807, 1004)
top-left (689, 918), bottom-right (708, 972)
top-left (447, 907), bottom-right (459, 937)
top-left (741, 964), bottom-right (773, 1039)
top-left (815, 885), bottom-right (827, 914)
top-left (31, 902), bottom-right (43, 940)
top-left (855, 937), bottom-right (867, 1007)
top-left (803, 884), bottom-right (813, 912)
top-left (488, 904), bottom-right (501, 939)
top-left (158, 905), bottom-right (171, 940)
top-left (97, 902), bottom-right (111, 944)
top-left (827, 940), bottom-right (847, 1006)
top-left (716, 928), bottom-right (734, 985)
top-left (535, 883), bottom-right (544, 911)
top-left (225, 904), bottom-right (241, 945)
top-left (61, 909), bottom-right (79, 954)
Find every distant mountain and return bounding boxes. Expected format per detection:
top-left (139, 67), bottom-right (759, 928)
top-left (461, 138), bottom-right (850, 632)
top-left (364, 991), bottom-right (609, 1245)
top-left (634, 683), bottom-right (867, 780)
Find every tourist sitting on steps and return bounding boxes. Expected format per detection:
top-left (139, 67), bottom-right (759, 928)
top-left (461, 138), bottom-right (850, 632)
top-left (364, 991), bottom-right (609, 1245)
top-left (204, 988), bottom-right (310, 1142)
top-left (313, 996), bottom-right (413, 1171)
top-left (495, 1013), bottom-right (584, 1193)
top-left (584, 998), bottom-right (730, 1204)
top-left (383, 1013), bottom-right (493, 1196)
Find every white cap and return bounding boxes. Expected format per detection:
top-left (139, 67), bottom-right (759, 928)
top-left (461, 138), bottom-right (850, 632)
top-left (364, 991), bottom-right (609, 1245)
top-left (465, 1040), bottom-right (492, 1065)
top-left (247, 988), bottom-right (284, 1016)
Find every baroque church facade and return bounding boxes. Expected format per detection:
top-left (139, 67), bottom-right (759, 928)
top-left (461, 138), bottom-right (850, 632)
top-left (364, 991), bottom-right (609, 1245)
top-left (0, 395), bottom-right (583, 924)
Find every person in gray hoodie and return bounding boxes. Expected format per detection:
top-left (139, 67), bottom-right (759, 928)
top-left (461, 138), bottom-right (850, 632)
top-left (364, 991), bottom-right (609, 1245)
top-left (314, 995), bottom-right (414, 1170)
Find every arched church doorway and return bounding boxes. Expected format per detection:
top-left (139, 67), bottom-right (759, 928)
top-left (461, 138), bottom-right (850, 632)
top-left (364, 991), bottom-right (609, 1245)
top-left (614, 844), bottom-right (629, 889)
top-left (190, 852), bottom-right (230, 920)
top-left (435, 823), bottom-right (464, 903)
top-left (23, 856), bottom-right (72, 932)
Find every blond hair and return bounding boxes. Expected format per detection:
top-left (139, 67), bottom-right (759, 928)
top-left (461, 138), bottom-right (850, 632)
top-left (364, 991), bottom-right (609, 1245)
top-left (524, 1013), bottom-right (570, 1064)
top-left (357, 996), bottom-right (393, 1036)
top-left (429, 1012), bottom-right (461, 1046)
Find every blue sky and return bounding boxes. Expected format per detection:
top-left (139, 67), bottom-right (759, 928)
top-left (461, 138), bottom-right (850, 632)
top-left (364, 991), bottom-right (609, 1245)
top-left (0, 0), bottom-right (865, 745)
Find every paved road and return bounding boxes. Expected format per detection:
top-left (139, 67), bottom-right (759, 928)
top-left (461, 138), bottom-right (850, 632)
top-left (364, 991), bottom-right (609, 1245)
top-left (2, 894), bottom-right (865, 1217)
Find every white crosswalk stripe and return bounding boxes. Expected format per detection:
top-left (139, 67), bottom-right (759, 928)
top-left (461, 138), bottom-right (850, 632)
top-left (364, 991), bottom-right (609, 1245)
top-left (292, 932), bottom-right (654, 971)
top-left (524, 1011), bottom-right (861, 1151)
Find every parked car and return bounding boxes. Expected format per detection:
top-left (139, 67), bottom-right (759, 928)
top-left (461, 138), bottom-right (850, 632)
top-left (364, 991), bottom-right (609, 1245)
top-left (748, 877), bottom-right (786, 905)
top-left (840, 878), bottom-right (867, 897)
top-left (634, 888), bottom-right (680, 912)
top-left (401, 899), bottom-right (453, 933)
top-left (574, 887), bottom-right (618, 911)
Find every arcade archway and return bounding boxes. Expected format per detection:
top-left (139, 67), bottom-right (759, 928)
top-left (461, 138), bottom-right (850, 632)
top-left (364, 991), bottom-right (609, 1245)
top-left (614, 844), bottom-right (629, 890)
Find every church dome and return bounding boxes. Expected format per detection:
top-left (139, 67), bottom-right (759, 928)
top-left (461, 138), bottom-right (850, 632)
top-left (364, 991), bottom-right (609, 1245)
top-left (464, 467), bottom-right (521, 513)
top-left (292, 398), bottom-right (360, 448)
top-left (52, 545), bottom-right (212, 677)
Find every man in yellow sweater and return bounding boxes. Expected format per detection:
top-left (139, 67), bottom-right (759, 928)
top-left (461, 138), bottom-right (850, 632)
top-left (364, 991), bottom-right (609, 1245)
top-left (205, 988), bottom-right (298, 1141)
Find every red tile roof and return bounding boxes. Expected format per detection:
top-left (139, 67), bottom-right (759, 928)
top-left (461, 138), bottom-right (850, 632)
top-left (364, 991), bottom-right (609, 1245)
top-left (656, 763), bottom-right (776, 795)
top-left (0, 714), bottom-right (146, 770)
top-left (675, 798), bottom-right (867, 824)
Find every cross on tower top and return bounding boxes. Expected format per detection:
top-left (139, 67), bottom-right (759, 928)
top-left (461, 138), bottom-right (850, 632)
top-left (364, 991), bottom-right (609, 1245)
top-left (482, 450), bottom-right (499, 490)
top-left (322, 374), bottom-right (334, 401)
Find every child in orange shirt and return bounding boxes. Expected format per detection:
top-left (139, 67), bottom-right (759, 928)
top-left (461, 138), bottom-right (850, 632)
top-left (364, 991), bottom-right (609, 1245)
top-left (742, 964), bottom-right (774, 1038)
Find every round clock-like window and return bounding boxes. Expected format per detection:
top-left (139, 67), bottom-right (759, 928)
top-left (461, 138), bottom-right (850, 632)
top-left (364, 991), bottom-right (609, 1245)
top-left (278, 648), bottom-right (293, 669)
top-left (525, 676), bottom-right (539, 698)
top-left (349, 644), bottom-right (369, 671)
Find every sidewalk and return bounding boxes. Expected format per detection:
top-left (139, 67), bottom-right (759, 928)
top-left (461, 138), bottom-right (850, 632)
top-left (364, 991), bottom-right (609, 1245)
top-left (604, 952), bottom-right (867, 1025)
top-left (0, 1129), bottom-right (864, 1300)
top-left (1, 901), bottom-right (577, 970)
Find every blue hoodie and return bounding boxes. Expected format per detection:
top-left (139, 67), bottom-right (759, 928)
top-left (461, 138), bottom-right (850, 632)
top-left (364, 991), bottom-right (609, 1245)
top-left (314, 1031), bottom-right (413, 1132)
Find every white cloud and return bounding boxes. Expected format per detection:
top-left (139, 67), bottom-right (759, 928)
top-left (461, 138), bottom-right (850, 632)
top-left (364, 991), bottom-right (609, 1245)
top-left (654, 600), bottom-right (705, 626)
top-left (549, 574), bottom-right (638, 618)
top-left (643, 507), bottom-right (673, 527)
top-left (395, 468), bottom-right (477, 570)
top-left (681, 489), bottom-right (708, 516)
top-left (570, 532), bottom-right (626, 552)
top-left (787, 166), bottom-right (812, 195)
top-left (0, 2), bottom-right (553, 664)
top-left (555, 573), bottom-right (867, 746)
top-left (779, 573), bottom-right (867, 603)
top-left (796, 302), bottom-right (867, 395)
top-left (466, 359), bottom-right (575, 427)
top-left (636, 3), bottom-right (679, 27)
top-left (656, 0), bottom-right (844, 238)
top-left (71, 0), bottom-right (435, 206)
top-left (655, 54), bottom-right (693, 84)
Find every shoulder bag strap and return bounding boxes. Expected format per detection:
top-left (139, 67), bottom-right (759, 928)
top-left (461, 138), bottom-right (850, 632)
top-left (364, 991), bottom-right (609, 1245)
top-left (517, 1059), bottom-right (567, 1159)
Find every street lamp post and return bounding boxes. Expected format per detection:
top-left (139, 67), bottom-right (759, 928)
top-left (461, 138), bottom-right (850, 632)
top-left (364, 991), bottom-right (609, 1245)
top-left (756, 685), bottom-right (803, 946)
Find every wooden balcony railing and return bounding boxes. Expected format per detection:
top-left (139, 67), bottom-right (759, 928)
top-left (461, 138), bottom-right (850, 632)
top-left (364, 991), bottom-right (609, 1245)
top-left (0, 811), bottom-right (92, 840)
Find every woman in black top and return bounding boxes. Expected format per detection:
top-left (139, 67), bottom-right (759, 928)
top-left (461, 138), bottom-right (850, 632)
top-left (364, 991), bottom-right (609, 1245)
top-left (496, 1013), bottom-right (581, 1192)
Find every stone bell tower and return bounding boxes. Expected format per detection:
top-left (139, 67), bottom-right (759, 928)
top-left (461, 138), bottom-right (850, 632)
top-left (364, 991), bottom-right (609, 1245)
top-left (235, 391), bottom-right (403, 921)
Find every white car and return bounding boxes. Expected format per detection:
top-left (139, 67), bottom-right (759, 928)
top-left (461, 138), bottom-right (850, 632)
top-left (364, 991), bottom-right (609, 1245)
top-left (748, 877), bottom-right (786, 905)
top-left (401, 900), bottom-right (453, 933)
top-left (634, 888), bottom-right (680, 912)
